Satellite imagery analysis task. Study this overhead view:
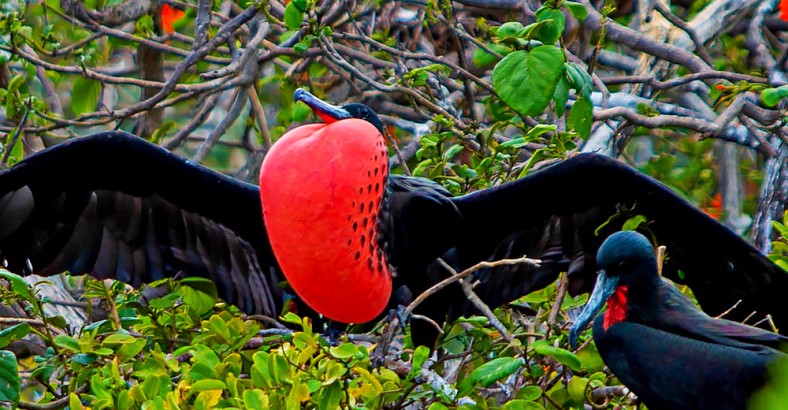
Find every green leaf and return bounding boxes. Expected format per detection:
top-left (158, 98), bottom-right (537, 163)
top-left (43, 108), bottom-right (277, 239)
top-left (472, 43), bottom-right (510, 67)
top-left (91, 373), bottom-right (113, 404)
top-left (493, 46), bottom-right (565, 117)
top-left (564, 2), bottom-right (588, 20)
top-left (534, 7), bottom-right (566, 45)
top-left (576, 341), bottom-right (605, 373)
top-left (54, 335), bottom-right (80, 352)
top-left (206, 315), bottom-right (231, 343)
top-left (4, 74), bottom-right (25, 119)
top-left (499, 137), bottom-right (527, 149)
top-left (71, 353), bottom-right (98, 365)
top-left (150, 121), bottom-right (177, 144)
top-left (0, 324), bottom-right (30, 349)
top-left (761, 85), bottom-right (788, 108)
top-left (565, 62), bottom-right (593, 99)
top-left (284, 2), bottom-right (304, 30)
top-left (408, 345), bottom-right (431, 381)
top-left (244, 389), bottom-right (268, 408)
top-left (518, 385), bottom-right (543, 401)
top-left (149, 292), bottom-right (181, 309)
top-left (497, 22), bottom-right (526, 39)
top-left (102, 333), bottom-right (138, 344)
top-left (291, 0), bottom-right (308, 11)
top-left (71, 77), bottom-right (101, 116)
top-left (318, 381), bottom-right (342, 410)
top-left (443, 144), bottom-right (464, 161)
top-left (329, 343), bottom-right (357, 360)
top-left (0, 270), bottom-right (37, 308)
top-left (566, 376), bottom-right (588, 406)
top-left (567, 96), bottom-right (593, 139)
top-left (293, 102), bottom-right (313, 121)
top-left (553, 76), bottom-right (569, 117)
top-left (179, 277), bottom-right (219, 299)
top-left (5, 134), bottom-right (24, 166)
top-left (69, 393), bottom-right (83, 409)
top-left (180, 283), bottom-right (215, 316)
top-left (458, 357), bottom-right (524, 396)
top-left (504, 400), bottom-right (545, 410)
top-left (532, 340), bottom-right (582, 371)
top-left (0, 351), bottom-right (19, 403)
top-left (116, 338), bottom-right (147, 362)
top-left (622, 214), bottom-right (648, 231)
top-left (191, 379), bottom-right (226, 392)
top-left (192, 345), bottom-right (221, 369)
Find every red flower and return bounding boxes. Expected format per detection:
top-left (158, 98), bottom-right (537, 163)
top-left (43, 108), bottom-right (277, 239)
top-left (703, 193), bottom-right (723, 220)
top-left (781, 0), bottom-right (788, 22)
top-left (161, 4), bottom-right (186, 35)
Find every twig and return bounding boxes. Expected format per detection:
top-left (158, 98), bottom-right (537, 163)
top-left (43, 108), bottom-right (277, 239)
top-left (17, 385), bottom-right (89, 410)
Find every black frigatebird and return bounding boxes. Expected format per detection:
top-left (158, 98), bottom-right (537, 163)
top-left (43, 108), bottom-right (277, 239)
top-left (0, 90), bottom-right (785, 346)
top-left (569, 231), bottom-right (787, 410)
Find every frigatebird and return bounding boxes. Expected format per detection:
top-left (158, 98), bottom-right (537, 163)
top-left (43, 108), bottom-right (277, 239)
top-left (0, 90), bottom-right (785, 346)
top-left (569, 231), bottom-right (787, 410)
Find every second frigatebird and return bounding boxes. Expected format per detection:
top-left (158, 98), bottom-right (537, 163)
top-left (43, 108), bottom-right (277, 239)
top-left (0, 90), bottom-right (785, 347)
top-left (570, 231), bottom-right (787, 410)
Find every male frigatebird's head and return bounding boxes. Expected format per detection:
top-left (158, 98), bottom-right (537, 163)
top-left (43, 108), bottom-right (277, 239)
top-left (259, 89), bottom-right (391, 324)
top-left (293, 88), bottom-right (385, 135)
top-left (569, 231), bottom-right (658, 347)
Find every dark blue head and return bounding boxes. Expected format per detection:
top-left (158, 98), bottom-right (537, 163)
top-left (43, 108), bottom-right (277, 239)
top-left (294, 89), bottom-right (384, 135)
top-left (569, 231), bottom-right (658, 347)
top-left (596, 230), bottom-right (658, 285)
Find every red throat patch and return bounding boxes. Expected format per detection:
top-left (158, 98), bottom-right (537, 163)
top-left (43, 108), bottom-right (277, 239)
top-left (603, 285), bottom-right (628, 330)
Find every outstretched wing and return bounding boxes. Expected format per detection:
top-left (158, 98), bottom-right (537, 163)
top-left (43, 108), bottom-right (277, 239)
top-left (395, 153), bottom-right (786, 345)
top-left (0, 131), bottom-right (282, 316)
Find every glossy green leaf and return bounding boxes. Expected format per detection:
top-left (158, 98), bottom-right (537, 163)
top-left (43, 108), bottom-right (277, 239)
top-left (54, 335), bottom-right (80, 352)
top-left (623, 214), bottom-right (648, 231)
top-left (0, 270), bottom-right (36, 308)
top-left (564, 2), bottom-right (588, 20)
top-left (244, 389), bottom-right (268, 408)
top-left (761, 85), bottom-right (788, 107)
top-left (532, 340), bottom-right (582, 371)
top-left (472, 43), bottom-right (510, 67)
top-left (504, 400), bottom-right (545, 410)
top-left (567, 96), bottom-right (593, 139)
top-left (190, 379), bottom-right (226, 392)
top-left (71, 77), bottom-right (100, 116)
top-left (284, 2), bottom-right (304, 30)
top-left (330, 343), bottom-right (357, 359)
top-left (459, 357), bottom-right (524, 396)
top-left (553, 75), bottom-right (569, 117)
top-left (0, 351), bottom-right (19, 403)
top-left (565, 62), bottom-right (593, 99)
top-left (497, 22), bottom-right (527, 39)
top-left (534, 7), bottom-right (566, 45)
top-left (69, 393), bottom-right (83, 409)
top-left (518, 385), bottom-right (543, 401)
top-left (493, 46), bottom-right (565, 117)
top-left (0, 324), bottom-right (30, 349)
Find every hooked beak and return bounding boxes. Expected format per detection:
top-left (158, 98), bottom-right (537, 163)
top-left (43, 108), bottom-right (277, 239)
top-left (569, 270), bottom-right (619, 349)
top-left (294, 89), bottom-right (352, 123)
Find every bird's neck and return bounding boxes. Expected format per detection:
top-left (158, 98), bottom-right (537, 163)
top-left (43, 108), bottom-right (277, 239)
top-left (625, 273), bottom-right (664, 322)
